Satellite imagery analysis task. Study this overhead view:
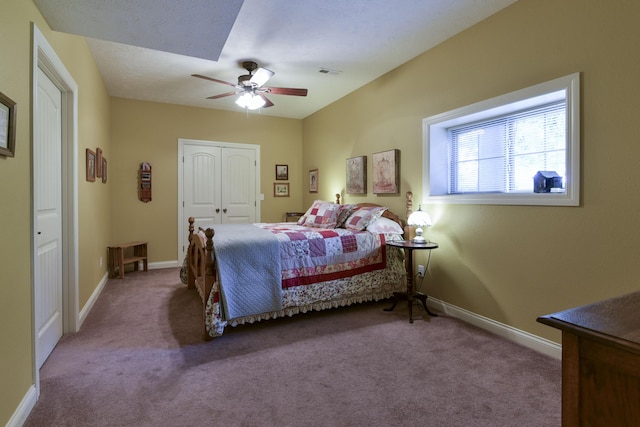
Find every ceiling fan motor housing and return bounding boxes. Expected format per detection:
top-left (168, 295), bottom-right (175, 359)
top-left (242, 61), bottom-right (258, 73)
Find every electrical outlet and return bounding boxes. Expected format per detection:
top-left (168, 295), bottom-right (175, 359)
top-left (99, 256), bottom-right (103, 267)
top-left (418, 265), bottom-right (425, 277)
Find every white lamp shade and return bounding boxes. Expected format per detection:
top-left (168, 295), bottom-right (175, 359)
top-left (407, 208), bottom-right (432, 227)
top-left (235, 92), bottom-right (266, 110)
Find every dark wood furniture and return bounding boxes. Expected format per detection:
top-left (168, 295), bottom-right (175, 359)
top-left (284, 211), bottom-right (305, 222)
top-left (538, 291), bottom-right (640, 426)
top-left (107, 241), bottom-right (148, 279)
top-left (384, 240), bottom-right (438, 322)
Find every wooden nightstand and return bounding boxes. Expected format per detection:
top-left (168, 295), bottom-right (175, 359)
top-left (284, 211), bottom-right (305, 222)
top-left (384, 240), bottom-right (438, 322)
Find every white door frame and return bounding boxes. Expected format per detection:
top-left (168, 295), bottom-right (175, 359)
top-left (177, 138), bottom-right (261, 262)
top-left (31, 24), bottom-right (79, 397)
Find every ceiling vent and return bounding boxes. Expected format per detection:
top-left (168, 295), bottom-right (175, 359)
top-left (318, 68), bottom-right (342, 76)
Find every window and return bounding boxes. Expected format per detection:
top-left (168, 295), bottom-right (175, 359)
top-left (423, 73), bottom-right (580, 206)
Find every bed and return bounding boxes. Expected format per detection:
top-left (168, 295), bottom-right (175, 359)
top-left (183, 195), bottom-right (411, 340)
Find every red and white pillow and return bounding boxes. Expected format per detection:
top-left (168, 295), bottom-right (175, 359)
top-left (343, 206), bottom-right (387, 231)
top-left (366, 216), bottom-right (404, 234)
top-left (300, 201), bottom-right (342, 228)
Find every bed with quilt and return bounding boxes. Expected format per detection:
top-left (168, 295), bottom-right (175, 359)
top-left (183, 198), bottom-right (409, 340)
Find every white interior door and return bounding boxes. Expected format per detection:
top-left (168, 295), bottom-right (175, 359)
top-left (183, 143), bottom-right (222, 234)
top-left (222, 147), bottom-right (256, 223)
top-left (35, 66), bottom-right (63, 368)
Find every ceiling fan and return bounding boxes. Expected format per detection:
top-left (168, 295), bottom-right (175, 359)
top-left (192, 61), bottom-right (308, 110)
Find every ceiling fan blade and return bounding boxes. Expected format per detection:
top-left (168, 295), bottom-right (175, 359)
top-left (206, 91), bottom-right (238, 100)
top-left (266, 87), bottom-right (308, 97)
top-left (250, 67), bottom-right (275, 87)
top-left (192, 74), bottom-right (237, 88)
top-left (258, 94), bottom-right (274, 108)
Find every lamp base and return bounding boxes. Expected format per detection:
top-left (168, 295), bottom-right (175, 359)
top-left (412, 235), bottom-right (428, 244)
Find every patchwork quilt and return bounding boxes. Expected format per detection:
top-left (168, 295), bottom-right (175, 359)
top-left (256, 223), bottom-right (387, 288)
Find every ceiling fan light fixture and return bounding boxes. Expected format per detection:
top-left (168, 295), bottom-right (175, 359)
top-left (235, 92), bottom-right (266, 110)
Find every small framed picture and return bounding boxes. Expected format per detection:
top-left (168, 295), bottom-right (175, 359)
top-left (346, 156), bottom-right (367, 194)
top-left (309, 169), bottom-right (318, 193)
top-left (276, 164), bottom-right (288, 180)
top-left (96, 148), bottom-right (103, 177)
top-left (0, 91), bottom-right (17, 158)
top-left (274, 182), bottom-right (290, 197)
top-left (86, 148), bottom-right (96, 182)
top-left (102, 158), bottom-right (108, 183)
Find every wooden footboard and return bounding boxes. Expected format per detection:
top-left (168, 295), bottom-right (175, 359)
top-left (187, 217), bottom-right (216, 340)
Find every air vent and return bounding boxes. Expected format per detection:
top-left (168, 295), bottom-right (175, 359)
top-left (318, 68), bottom-right (342, 76)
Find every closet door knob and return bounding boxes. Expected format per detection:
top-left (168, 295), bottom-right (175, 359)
top-left (223, 208), bottom-right (227, 214)
top-left (215, 208), bottom-right (220, 213)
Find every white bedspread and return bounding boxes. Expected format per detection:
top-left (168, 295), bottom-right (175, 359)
top-left (212, 224), bottom-right (283, 319)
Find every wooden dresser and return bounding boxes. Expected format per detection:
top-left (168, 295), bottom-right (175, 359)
top-left (538, 291), bottom-right (640, 426)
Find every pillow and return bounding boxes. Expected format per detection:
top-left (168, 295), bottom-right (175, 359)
top-left (344, 206), bottom-right (387, 231)
top-left (366, 216), bottom-right (404, 234)
top-left (336, 204), bottom-right (356, 228)
top-left (301, 201), bottom-right (342, 228)
top-left (297, 200), bottom-right (323, 225)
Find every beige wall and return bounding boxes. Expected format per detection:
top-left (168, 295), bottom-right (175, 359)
top-left (0, 1), bottom-right (112, 423)
top-left (5, 0), bottom-right (640, 422)
top-left (303, 0), bottom-right (640, 342)
top-left (109, 98), bottom-right (303, 263)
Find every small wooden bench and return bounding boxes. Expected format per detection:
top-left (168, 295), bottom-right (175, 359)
top-left (107, 241), bottom-right (148, 279)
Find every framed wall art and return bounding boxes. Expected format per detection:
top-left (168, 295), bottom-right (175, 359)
top-left (0, 91), bottom-right (17, 157)
top-left (309, 169), bottom-right (318, 193)
top-left (373, 149), bottom-right (400, 194)
top-left (102, 158), bottom-right (108, 183)
top-left (274, 182), bottom-right (290, 197)
top-left (276, 164), bottom-right (288, 180)
top-left (346, 156), bottom-right (367, 194)
top-left (86, 148), bottom-right (96, 182)
top-left (96, 147), bottom-right (103, 177)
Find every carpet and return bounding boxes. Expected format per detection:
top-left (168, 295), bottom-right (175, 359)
top-left (25, 267), bottom-right (561, 426)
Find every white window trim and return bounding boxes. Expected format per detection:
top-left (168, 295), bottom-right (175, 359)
top-left (423, 73), bottom-right (580, 206)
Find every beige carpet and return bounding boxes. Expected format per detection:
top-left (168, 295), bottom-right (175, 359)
top-left (25, 267), bottom-right (561, 426)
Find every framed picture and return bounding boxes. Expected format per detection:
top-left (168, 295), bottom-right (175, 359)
top-left (274, 182), bottom-right (290, 197)
top-left (0, 91), bottom-right (17, 157)
top-left (276, 164), bottom-right (288, 180)
top-left (346, 156), bottom-right (367, 194)
top-left (373, 149), bottom-right (400, 194)
top-left (86, 148), bottom-right (96, 182)
top-left (102, 158), bottom-right (108, 183)
top-left (96, 148), bottom-right (103, 177)
top-left (309, 169), bottom-right (318, 193)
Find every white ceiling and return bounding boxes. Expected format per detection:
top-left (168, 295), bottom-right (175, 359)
top-left (34, 0), bottom-right (518, 119)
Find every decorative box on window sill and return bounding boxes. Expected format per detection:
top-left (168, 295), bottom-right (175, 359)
top-left (533, 171), bottom-right (563, 193)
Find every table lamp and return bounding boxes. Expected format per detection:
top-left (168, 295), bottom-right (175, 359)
top-left (407, 206), bottom-right (432, 244)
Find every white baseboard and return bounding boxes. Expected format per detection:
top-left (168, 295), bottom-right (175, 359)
top-left (427, 297), bottom-right (562, 360)
top-left (7, 385), bottom-right (36, 427)
top-left (148, 260), bottom-right (179, 270)
top-left (78, 271), bottom-right (108, 329)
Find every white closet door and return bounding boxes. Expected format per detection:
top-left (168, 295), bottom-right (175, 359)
top-left (35, 66), bottom-right (63, 368)
top-left (222, 147), bottom-right (257, 224)
top-left (183, 144), bottom-right (222, 233)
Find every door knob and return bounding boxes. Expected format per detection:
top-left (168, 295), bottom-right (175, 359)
top-left (216, 208), bottom-right (220, 213)
top-left (223, 208), bottom-right (227, 214)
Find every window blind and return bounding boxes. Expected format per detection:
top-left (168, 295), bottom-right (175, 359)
top-left (449, 102), bottom-right (566, 194)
